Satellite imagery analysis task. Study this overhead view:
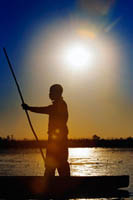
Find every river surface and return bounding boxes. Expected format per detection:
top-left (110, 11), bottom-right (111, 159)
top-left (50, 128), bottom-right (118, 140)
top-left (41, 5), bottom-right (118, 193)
top-left (0, 147), bottom-right (132, 199)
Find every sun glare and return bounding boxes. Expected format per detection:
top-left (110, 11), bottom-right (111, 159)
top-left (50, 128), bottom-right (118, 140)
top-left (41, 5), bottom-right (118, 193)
top-left (64, 43), bottom-right (93, 70)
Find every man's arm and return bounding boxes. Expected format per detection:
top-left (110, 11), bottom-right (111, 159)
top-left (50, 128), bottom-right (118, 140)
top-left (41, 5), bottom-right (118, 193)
top-left (22, 103), bottom-right (51, 114)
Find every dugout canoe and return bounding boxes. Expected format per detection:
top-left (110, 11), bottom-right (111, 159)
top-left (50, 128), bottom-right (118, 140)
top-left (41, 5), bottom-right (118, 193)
top-left (0, 175), bottom-right (129, 199)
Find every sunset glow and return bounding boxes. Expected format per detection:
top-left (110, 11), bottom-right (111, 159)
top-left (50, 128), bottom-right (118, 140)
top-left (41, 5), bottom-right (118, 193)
top-left (64, 43), bottom-right (93, 70)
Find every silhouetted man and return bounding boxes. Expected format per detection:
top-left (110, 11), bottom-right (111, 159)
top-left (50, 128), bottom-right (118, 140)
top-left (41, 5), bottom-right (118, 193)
top-left (22, 84), bottom-right (70, 177)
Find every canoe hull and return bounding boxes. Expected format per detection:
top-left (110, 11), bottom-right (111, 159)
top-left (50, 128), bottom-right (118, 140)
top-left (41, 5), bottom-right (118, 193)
top-left (0, 175), bottom-right (129, 199)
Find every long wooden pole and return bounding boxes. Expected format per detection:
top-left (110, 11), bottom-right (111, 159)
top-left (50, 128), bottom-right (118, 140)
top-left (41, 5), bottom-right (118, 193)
top-left (3, 48), bottom-right (45, 164)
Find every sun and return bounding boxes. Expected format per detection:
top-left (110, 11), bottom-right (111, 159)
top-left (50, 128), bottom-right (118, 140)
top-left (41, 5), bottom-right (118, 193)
top-left (64, 43), bottom-right (93, 70)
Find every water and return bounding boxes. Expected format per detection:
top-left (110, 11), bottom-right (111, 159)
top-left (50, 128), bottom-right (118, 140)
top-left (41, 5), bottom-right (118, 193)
top-left (0, 148), bottom-right (132, 199)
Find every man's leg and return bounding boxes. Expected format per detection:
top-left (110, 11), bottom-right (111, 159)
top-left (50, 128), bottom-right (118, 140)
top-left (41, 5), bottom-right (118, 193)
top-left (58, 161), bottom-right (70, 176)
top-left (44, 166), bottom-right (55, 177)
top-left (44, 140), bottom-right (56, 177)
top-left (57, 144), bottom-right (70, 176)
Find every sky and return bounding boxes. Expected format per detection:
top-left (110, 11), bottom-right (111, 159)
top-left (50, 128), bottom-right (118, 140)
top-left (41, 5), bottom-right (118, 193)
top-left (0, 0), bottom-right (132, 140)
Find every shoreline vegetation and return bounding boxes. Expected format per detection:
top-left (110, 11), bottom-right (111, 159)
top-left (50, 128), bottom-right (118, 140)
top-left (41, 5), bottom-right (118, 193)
top-left (0, 135), bottom-right (133, 148)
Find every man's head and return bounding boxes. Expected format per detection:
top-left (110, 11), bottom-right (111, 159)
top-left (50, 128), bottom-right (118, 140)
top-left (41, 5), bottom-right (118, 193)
top-left (49, 84), bottom-right (63, 100)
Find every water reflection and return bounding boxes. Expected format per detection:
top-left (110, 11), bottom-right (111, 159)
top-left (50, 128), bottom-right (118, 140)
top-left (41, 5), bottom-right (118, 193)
top-left (70, 148), bottom-right (114, 176)
top-left (0, 148), bottom-right (131, 176)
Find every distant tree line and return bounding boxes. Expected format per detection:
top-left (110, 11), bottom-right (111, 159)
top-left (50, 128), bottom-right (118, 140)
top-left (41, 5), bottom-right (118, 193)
top-left (0, 134), bottom-right (133, 148)
top-left (68, 137), bottom-right (133, 148)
